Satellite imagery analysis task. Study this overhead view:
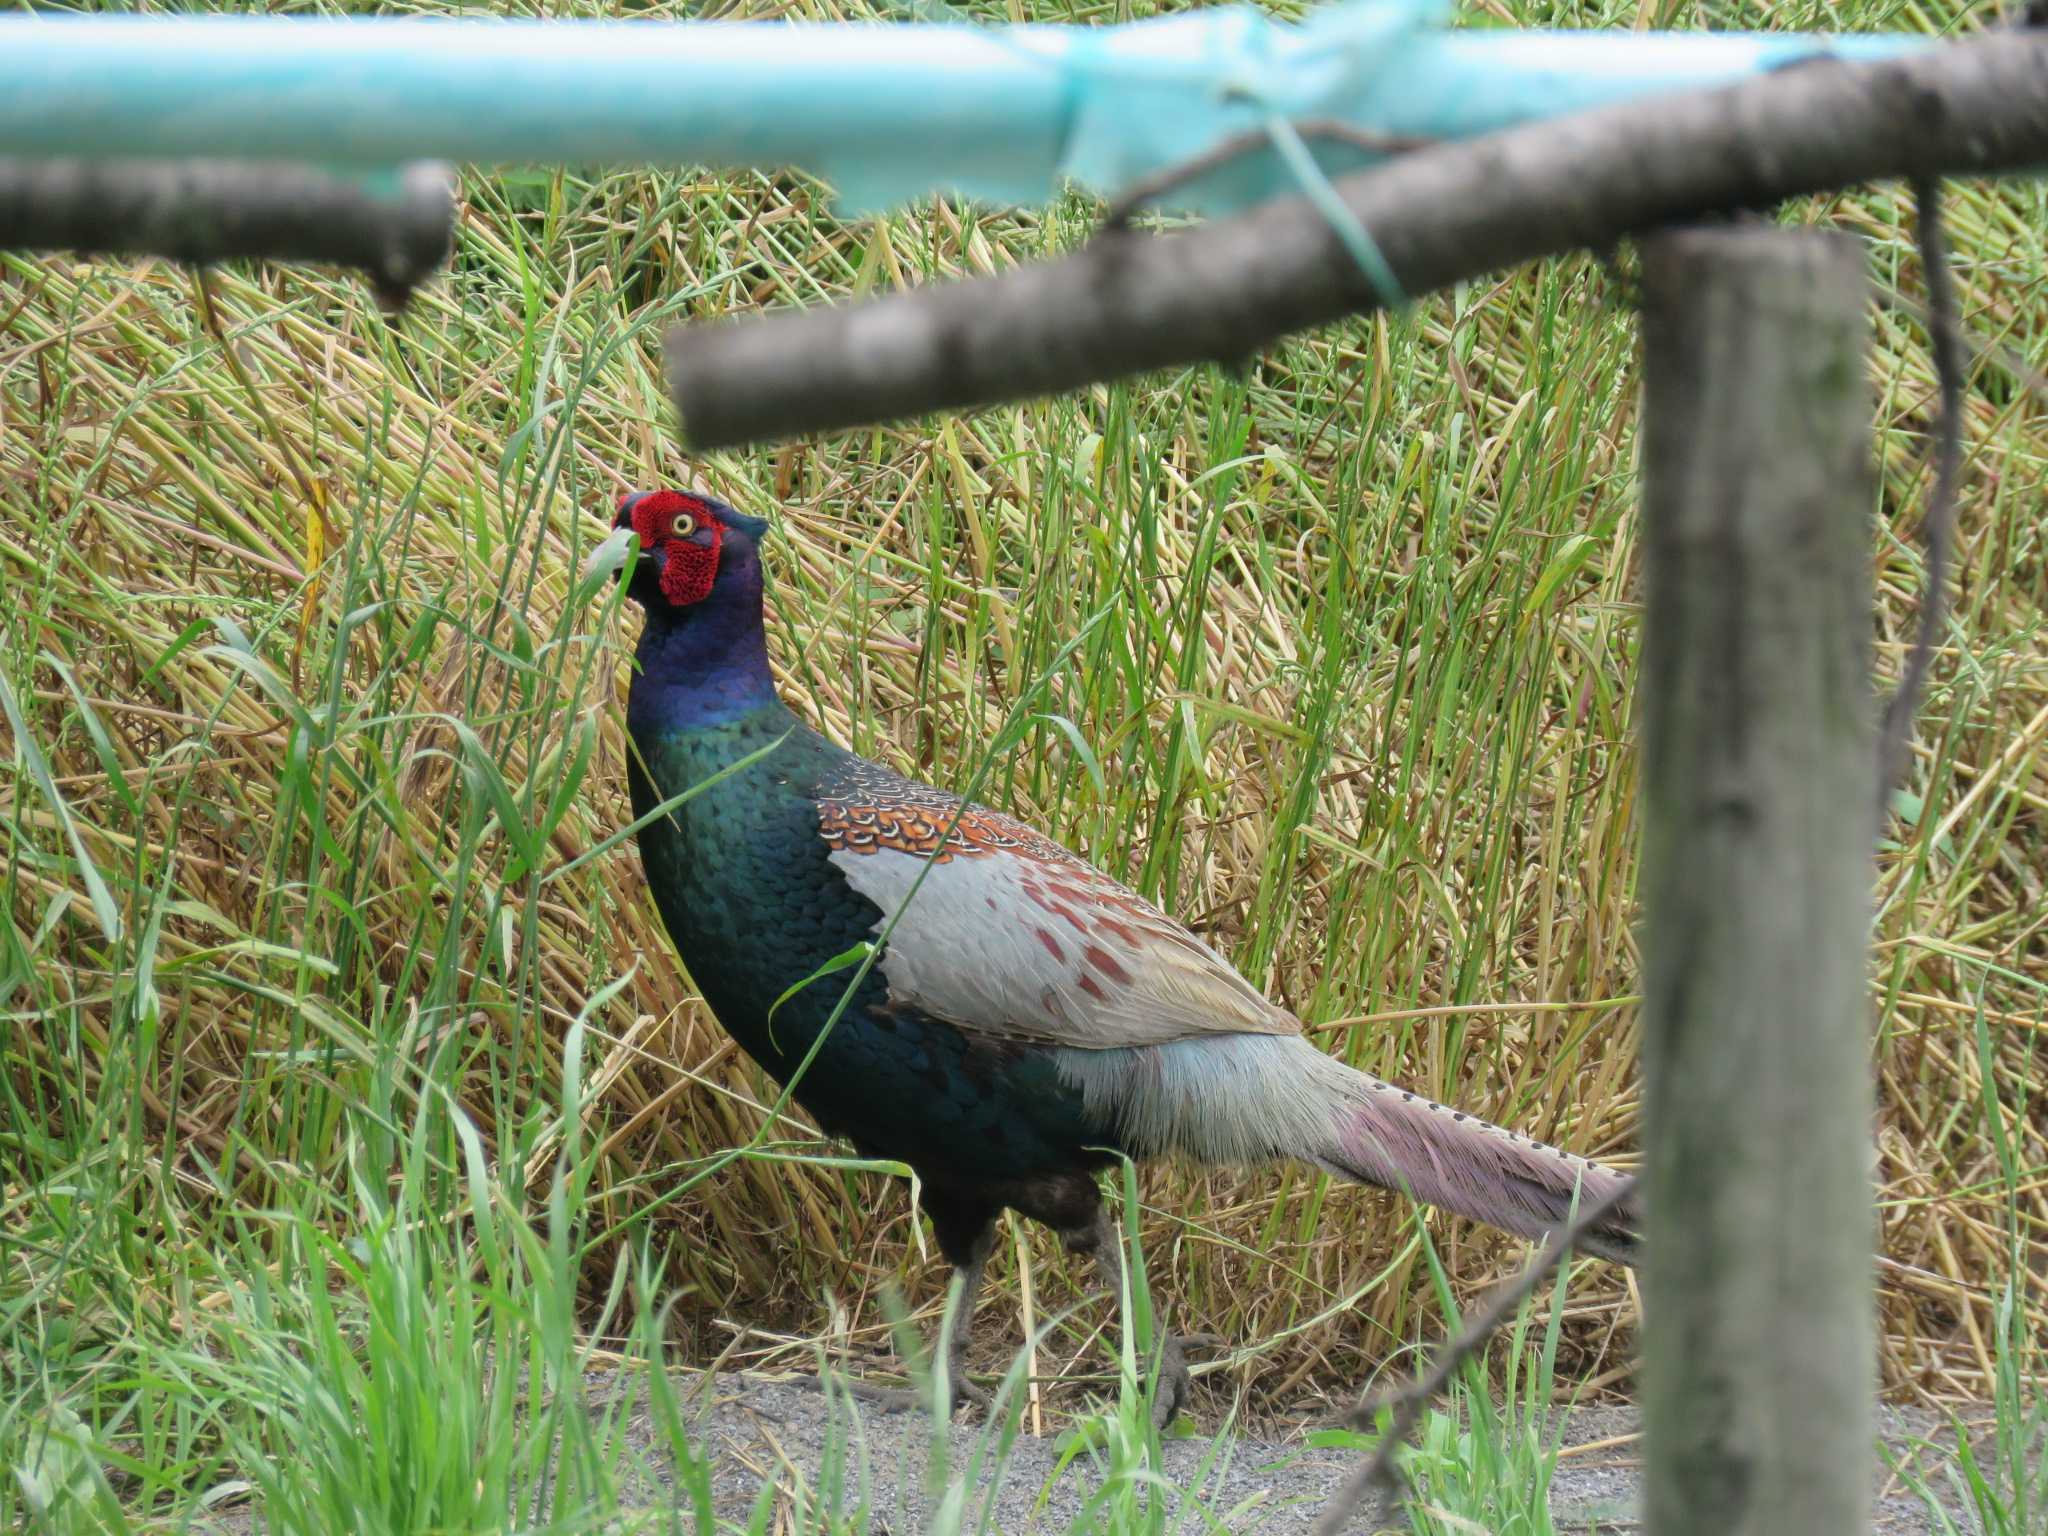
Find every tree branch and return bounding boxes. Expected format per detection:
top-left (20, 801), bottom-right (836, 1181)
top-left (0, 158), bottom-right (457, 307)
top-left (667, 33), bottom-right (2048, 448)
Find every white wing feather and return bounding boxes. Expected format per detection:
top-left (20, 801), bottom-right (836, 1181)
top-left (827, 829), bottom-right (1299, 1050)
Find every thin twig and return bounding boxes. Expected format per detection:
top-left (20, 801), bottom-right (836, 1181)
top-left (193, 269), bottom-right (340, 692)
top-left (1101, 119), bottom-right (1433, 230)
top-left (1877, 283), bottom-right (2048, 403)
top-left (1878, 178), bottom-right (1964, 813)
top-left (1309, 1177), bottom-right (1639, 1536)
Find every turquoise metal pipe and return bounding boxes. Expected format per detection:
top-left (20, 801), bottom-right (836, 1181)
top-left (0, 17), bottom-right (1071, 213)
top-left (0, 10), bottom-right (1932, 213)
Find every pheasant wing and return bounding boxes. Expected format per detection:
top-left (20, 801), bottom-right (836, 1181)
top-left (818, 789), bottom-right (1299, 1050)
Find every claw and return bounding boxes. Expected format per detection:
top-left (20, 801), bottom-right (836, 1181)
top-left (827, 1370), bottom-right (989, 1416)
top-left (808, 1311), bottom-right (991, 1419)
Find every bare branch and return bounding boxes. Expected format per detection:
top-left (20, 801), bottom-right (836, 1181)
top-left (668, 33), bottom-right (2048, 448)
top-left (0, 158), bottom-right (457, 307)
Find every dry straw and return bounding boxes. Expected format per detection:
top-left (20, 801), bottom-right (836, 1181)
top-left (2, 21), bottom-right (2043, 1419)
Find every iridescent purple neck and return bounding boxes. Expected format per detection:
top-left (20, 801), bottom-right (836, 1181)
top-left (626, 567), bottom-right (781, 735)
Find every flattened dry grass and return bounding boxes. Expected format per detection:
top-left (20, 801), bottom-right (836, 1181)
top-left (2, 0), bottom-right (2042, 1473)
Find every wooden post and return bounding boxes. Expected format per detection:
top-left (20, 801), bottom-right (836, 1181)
top-left (1637, 228), bottom-right (1878, 1536)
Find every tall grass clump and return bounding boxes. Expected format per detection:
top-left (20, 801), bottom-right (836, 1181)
top-left (1899, 1006), bottom-right (2048, 1536)
top-left (2, 0), bottom-right (2043, 1527)
top-left (1379, 1238), bottom-right (1579, 1536)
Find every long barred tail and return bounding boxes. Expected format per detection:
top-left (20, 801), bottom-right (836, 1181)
top-left (1313, 1059), bottom-right (1639, 1266)
top-left (1054, 1033), bottom-right (1639, 1265)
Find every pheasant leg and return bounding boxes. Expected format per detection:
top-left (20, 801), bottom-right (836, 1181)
top-left (1062, 1209), bottom-right (1214, 1429)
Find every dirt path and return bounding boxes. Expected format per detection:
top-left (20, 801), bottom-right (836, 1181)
top-left (596, 1371), bottom-right (1973, 1533)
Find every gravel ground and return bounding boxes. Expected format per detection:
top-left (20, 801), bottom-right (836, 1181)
top-left (186, 1360), bottom-right (1978, 1532)
top-left (587, 1369), bottom-right (1977, 1534)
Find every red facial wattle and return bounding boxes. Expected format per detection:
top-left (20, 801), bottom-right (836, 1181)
top-left (628, 491), bottom-right (723, 607)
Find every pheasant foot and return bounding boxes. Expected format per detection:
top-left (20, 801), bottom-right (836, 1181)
top-left (807, 1235), bottom-right (994, 1418)
top-left (1146, 1329), bottom-right (1229, 1429)
top-left (1063, 1210), bottom-right (1225, 1429)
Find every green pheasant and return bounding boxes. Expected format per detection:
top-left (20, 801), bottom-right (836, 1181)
top-left (613, 489), bottom-right (1636, 1420)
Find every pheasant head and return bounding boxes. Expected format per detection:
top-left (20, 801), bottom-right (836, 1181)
top-left (614, 490), bottom-right (770, 619)
top-left (613, 490), bottom-right (778, 729)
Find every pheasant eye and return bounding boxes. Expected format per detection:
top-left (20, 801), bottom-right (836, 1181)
top-left (671, 513), bottom-right (697, 538)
